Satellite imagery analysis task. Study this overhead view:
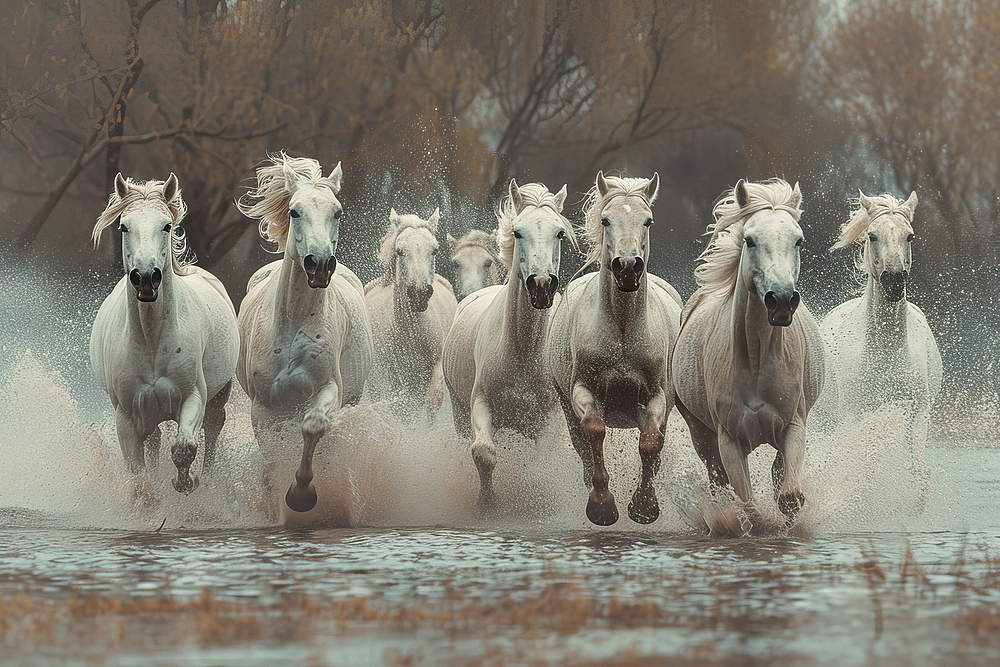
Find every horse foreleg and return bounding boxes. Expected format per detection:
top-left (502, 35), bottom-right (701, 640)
top-left (173, 389), bottom-right (207, 494)
top-left (718, 430), bottom-right (752, 505)
top-left (573, 384), bottom-right (617, 526)
top-left (676, 397), bottom-right (727, 487)
top-left (470, 390), bottom-right (498, 512)
top-left (202, 380), bottom-right (232, 474)
top-left (286, 382), bottom-right (341, 513)
top-left (115, 406), bottom-right (146, 474)
top-left (629, 392), bottom-right (667, 524)
top-left (775, 420), bottom-right (807, 520)
top-left (426, 360), bottom-right (445, 420)
top-left (144, 427), bottom-right (161, 469)
top-left (554, 382), bottom-right (594, 488)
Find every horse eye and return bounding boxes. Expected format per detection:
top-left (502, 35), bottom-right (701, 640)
top-left (513, 230), bottom-right (522, 239)
top-left (431, 248), bottom-right (438, 255)
top-left (601, 217), bottom-right (610, 227)
top-left (745, 236), bottom-right (756, 248)
top-left (289, 209), bottom-right (300, 219)
top-left (557, 231), bottom-right (565, 239)
top-left (868, 233), bottom-right (877, 242)
top-left (795, 237), bottom-right (803, 247)
top-left (162, 223), bottom-right (172, 233)
top-left (119, 223), bottom-right (129, 233)
top-left (907, 233), bottom-right (914, 242)
top-left (644, 218), bottom-right (653, 227)
top-left (334, 210), bottom-right (343, 219)
top-left (396, 248), bottom-right (404, 256)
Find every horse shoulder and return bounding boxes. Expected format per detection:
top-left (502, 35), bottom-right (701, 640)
top-left (793, 303), bottom-right (825, 406)
top-left (905, 302), bottom-right (943, 395)
top-left (246, 259), bottom-right (282, 295)
top-left (443, 285), bottom-right (498, 403)
top-left (334, 262), bottom-right (366, 298)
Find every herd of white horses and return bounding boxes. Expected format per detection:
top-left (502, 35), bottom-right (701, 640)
top-left (88, 151), bottom-right (942, 530)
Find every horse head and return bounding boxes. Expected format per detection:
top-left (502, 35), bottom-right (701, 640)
top-left (389, 208), bottom-right (440, 312)
top-left (860, 191), bottom-right (917, 303)
top-left (449, 230), bottom-right (500, 299)
top-left (736, 179), bottom-right (804, 327)
top-left (593, 171), bottom-right (659, 293)
top-left (503, 179), bottom-right (576, 309)
top-left (283, 161), bottom-right (343, 289)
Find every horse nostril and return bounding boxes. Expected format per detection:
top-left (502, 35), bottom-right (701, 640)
top-left (526, 274), bottom-right (537, 291)
top-left (610, 258), bottom-right (623, 273)
top-left (764, 291), bottom-right (777, 310)
top-left (790, 291), bottom-right (800, 312)
top-left (632, 257), bottom-right (644, 274)
top-left (548, 274), bottom-right (559, 293)
top-left (150, 268), bottom-right (162, 289)
top-left (129, 269), bottom-right (141, 287)
top-left (303, 254), bottom-right (319, 274)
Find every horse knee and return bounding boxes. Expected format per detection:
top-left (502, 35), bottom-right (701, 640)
top-left (581, 413), bottom-right (605, 445)
top-left (471, 440), bottom-right (496, 473)
top-left (301, 411), bottom-right (329, 440)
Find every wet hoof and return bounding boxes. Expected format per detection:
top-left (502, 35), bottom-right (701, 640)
top-left (628, 486), bottom-right (660, 524)
top-left (777, 492), bottom-right (805, 520)
top-left (586, 488), bottom-right (619, 526)
top-left (285, 482), bottom-right (318, 513)
top-left (127, 477), bottom-right (158, 510)
top-left (172, 472), bottom-right (199, 495)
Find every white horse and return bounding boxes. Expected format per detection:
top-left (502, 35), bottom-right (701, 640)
top-left (447, 229), bottom-right (503, 299)
top-left (547, 172), bottom-right (682, 526)
top-left (236, 152), bottom-right (373, 514)
top-left (672, 179), bottom-right (824, 524)
top-left (820, 191), bottom-right (942, 482)
top-left (443, 180), bottom-right (578, 508)
top-left (90, 173), bottom-right (239, 496)
top-left (364, 208), bottom-right (457, 416)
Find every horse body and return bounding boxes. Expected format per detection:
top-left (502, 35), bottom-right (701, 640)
top-left (547, 172), bottom-right (682, 526)
top-left (236, 153), bottom-right (373, 514)
top-left (820, 191), bottom-right (941, 481)
top-left (443, 180), bottom-right (577, 506)
top-left (364, 208), bottom-right (457, 415)
top-left (447, 229), bottom-right (503, 299)
top-left (90, 173), bottom-right (238, 495)
top-left (672, 179), bottom-right (823, 523)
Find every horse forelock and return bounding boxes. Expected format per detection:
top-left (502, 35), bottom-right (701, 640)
top-left (695, 179), bottom-right (802, 294)
top-left (581, 176), bottom-right (656, 267)
top-left (378, 212), bottom-right (438, 275)
top-left (92, 177), bottom-right (194, 275)
top-left (834, 193), bottom-right (915, 277)
top-left (237, 152), bottom-right (332, 253)
top-left (497, 183), bottom-right (576, 269)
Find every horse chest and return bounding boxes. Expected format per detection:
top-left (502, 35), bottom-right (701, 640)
top-left (261, 329), bottom-right (333, 409)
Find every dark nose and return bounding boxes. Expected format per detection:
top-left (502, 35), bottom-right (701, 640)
top-left (303, 254), bottom-right (336, 288)
top-left (525, 274), bottom-right (558, 309)
top-left (879, 270), bottom-right (907, 303)
top-left (610, 256), bottom-right (644, 292)
top-left (129, 268), bottom-right (162, 302)
top-left (408, 284), bottom-right (434, 312)
top-left (764, 290), bottom-right (800, 327)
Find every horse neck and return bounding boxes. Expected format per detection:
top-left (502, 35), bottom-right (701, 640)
top-left (275, 246), bottom-right (326, 323)
top-left (500, 273), bottom-right (549, 356)
top-left (730, 285), bottom-right (783, 381)
top-left (125, 267), bottom-right (177, 348)
top-left (864, 274), bottom-right (907, 348)
top-left (598, 261), bottom-right (647, 325)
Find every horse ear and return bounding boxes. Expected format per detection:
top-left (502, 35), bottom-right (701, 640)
top-left (644, 173), bottom-right (659, 204)
top-left (282, 162), bottom-right (298, 195)
top-left (162, 173), bottom-right (179, 203)
top-left (904, 190), bottom-right (918, 215)
top-left (508, 178), bottom-right (523, 212)
top-left (446, 232), bottom-right (458, 250)
top-left (735, 179), bottom-right (750, 208)
top-left (553, 184), bottom-right (568, 212)
top-left (596, 171), bottom-right (609, 197)
top-left (790, 181), bottom-right (802, 209)
top-left (858, 190), bottom-right (874, 211)
top-left (326, 161), bottom-right (343, 192)
top-left (114, 173), bottom-right (129, 200)
top-left (428, 207), bottom-right (441, 232)
top-left (390, 207), bottom-right (401, 226)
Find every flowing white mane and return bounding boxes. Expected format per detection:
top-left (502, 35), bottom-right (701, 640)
top-left (832, 192), bottom-right (916, 274)
top-left (92, 177), bottom-right (194, 275)
top-left (496, 183), bottom-right (577, 269)
top-left (694, 178), bottom-right (802, 294)
top-left (237, 152), bottom-right (335, 252)
top-left (378, 210), bottom-right (440, 274)
top-left (581, 175), bottom-right (657, 266)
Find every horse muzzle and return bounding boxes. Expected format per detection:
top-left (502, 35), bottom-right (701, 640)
top-left (407, 284), bottom-right (434, 312)
top-left (525, 274), bottom-right (558, 309)
top-left (610, 256), bottom-right (644, 292)
top-left (129, 268), bottom-right (162, 302)
top-left (303, 254), bottom-right (336, 289)
top-left (764, 290), bottom-right (800, 327)
top-left (879, 271), bottom-right (907, 303)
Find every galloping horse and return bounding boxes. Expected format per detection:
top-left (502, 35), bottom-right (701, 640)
top-left (547, 172), bottom-right (682, 526)
top-left (821, 191), bottom-right (941, 484)
top-left (364, 208), bottom-right (457, 416)
top-left (672, 179), bottom-right (823, 525)
top-left (236, 152), bottom-right (373, 514)
top-left (447, 230), bottom-right (503, 300)
top-left (443, 180), bottom-right (577, 508)
top-left (90, 173), bottom-right (239, 497)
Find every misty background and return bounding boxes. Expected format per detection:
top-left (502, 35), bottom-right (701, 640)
top-left (2, 0), bottom-right (998, 407)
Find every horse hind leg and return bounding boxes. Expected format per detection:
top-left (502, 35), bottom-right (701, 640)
top-left (675, 397), bottom-right (728, 488)
top-left (202, 380), bottom-right (232, 474)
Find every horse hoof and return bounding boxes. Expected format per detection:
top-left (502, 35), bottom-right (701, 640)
top-left (586, 489), bottom-right (619, 526)
top-left (777, 492), bottom-right (805, 519)
top-left (628, 488), bottom-right (660, 524)
top-left (285, 483), bottom-right (318, 513)
top-left (172, 474), bottom-right (199, 495)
